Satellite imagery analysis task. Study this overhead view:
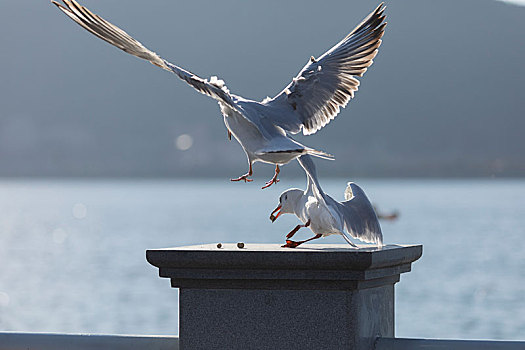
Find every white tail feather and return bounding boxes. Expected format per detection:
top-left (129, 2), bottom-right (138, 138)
top-left (306, 148), bottom-right (335, 160)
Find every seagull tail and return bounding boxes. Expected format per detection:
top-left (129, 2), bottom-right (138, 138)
top-left (305, 148), bottom-right (335, 161)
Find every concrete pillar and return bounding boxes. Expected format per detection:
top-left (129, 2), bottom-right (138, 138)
top-left (147, 243), bottom-right (422, 350)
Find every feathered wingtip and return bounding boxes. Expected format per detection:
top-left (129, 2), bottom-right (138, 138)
top-left (375, 2), bottom-right (386, 15)
top-left (344, 182), bottom-right (371, 201)
top-left (51, 0), bottom-right (70, 15)
top-left (343, 182), bottom-right (383, 246)
top-left (344, 182), bottom-right (355, 201)
top-left (346, 2), bottom-right (387, 39)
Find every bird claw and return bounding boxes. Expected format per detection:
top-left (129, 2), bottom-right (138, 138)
top-left (282, 240), bottom-right (301, 248)
top-left (231, 174), bottom-right (253, 183)
top-left (261, 178), bottom-right (279, 189)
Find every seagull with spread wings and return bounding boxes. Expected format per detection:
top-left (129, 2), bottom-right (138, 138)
top-left (53, 0), bottom-right (386, 188)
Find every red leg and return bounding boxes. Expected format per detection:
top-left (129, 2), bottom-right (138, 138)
top-left (286, 220), bottom-right (311, 239)
top-left (282, 233), bottom-right (322, 248)
top-left (231, 163), bottom-right (253, 183)
top-left (262, 165), bottom-right (280, 189)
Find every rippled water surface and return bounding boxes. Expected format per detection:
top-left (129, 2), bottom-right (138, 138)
top-left (0, 178), bottom-right (524, 340)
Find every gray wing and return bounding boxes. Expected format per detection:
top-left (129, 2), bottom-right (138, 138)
top-left (263, 4), bottom-right (386, 135)
top-left (336, 182), bottom-right (383, 245)
top-left (52, 0), bottom-right (234, 106)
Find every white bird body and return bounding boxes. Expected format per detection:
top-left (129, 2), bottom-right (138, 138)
top-left (292, 188), bottom-right (344, 237)
top-left (270, 155), bottom-right (383, 248)
top-left (53, 0), bottom-right (386, 188)
top-left (221, 98), bottom-right (307, 167)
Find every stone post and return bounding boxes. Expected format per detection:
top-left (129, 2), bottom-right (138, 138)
top-left (146, 243), bottom-right (422, 350)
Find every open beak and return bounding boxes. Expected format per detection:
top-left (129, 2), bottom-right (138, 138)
top-left (270, 205), bottom-right (282, 222)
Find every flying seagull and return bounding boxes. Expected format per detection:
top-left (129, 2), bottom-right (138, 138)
top-left (270, 155), bottom-right (383, 248)
top-left (53, 0), bottom-right (386, 188)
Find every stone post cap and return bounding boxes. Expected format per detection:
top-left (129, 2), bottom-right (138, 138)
top-left (147, 243), bottom-right (422, 290)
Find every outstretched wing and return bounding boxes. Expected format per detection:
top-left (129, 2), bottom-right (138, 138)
top-left (337, 182), bottom-right (383, 245)
top-left (263, 4), bottom-right (386, 135)
top-left (52, 0), bottom-right (234, 105)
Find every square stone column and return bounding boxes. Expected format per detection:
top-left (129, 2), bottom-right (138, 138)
top-left (147, 244), bottom-right (422, 350)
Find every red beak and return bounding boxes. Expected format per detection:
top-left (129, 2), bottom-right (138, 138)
top-left (270, 205), bottom-right (282, 222)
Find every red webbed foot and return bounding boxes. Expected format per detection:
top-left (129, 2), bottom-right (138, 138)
top-left (231, 173), bottom-right (253, 182)
top-left (261, 165), bottom-right (280, 189)
top-left (282, 240), bottom-right (302, 248)
top-left (262, 177), bottom-right (279, 189)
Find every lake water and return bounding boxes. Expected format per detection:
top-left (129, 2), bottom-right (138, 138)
top-left (0, 178), bottom-right (524, 340)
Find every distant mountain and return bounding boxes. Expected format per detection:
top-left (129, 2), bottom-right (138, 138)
top-left (497, 0), bottom-right (525, 6)
top-left (0, 0), bottom-right (523, 177)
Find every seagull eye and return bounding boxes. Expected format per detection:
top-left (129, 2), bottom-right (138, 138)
top-left (284, 195), bottom-right (288, 200)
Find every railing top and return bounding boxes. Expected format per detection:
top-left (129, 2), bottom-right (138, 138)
top-left (146, 243), bottom-right (422, 271)
top-left (375, 337), bottom-right (525, 350)
top-left (0, 332), bottom-right (179, 350)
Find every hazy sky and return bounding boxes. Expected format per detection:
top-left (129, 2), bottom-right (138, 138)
top-left (1, 0), bottom-right (524, 178)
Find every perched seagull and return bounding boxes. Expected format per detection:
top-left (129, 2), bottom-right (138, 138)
top-left (270, 155), bottom-right (383, 248)
top-left (53, 0), bottom-right (386, 188)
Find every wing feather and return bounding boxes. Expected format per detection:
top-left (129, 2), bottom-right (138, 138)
top-left (52, 0), bottom-right (234, 105)
top-left (263, 3), bottom-right (386, 135)
top-left (338, 182), bottom-right (383, 245)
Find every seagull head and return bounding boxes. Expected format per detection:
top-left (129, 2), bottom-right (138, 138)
top-left (270, 189), bottom-right (303, 222)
